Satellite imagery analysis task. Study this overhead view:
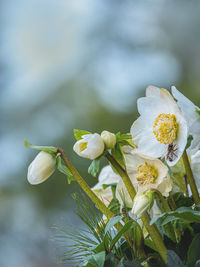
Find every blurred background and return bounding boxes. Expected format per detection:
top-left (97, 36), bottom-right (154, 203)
top-left (0, 0), bottom-right (200, 266)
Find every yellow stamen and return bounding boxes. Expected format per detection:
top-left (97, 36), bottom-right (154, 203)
top-left (153, 113), bottom-right (178, 144)
top-left (79, 142), bottom-right (88, 152)
top-left (136, 162), bottom-right (158, 185)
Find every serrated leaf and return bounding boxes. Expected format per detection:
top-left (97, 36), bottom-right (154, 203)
top-left (56, 155), bottom-right (75, 184)
top-left (167, 250), bottom-right (185, 267)
top-left (150, 207), bottom-right (200, 226)
top-left (74, 129), bottom-right (92, 141)
top-left (187, 233), bottom-right (200, 267)
top-left (88, 159), bottom-right (100, 177)
top-left (24, 139), bottom-right (57, 153)
top-left (105, 216), bottom-right (123, 234)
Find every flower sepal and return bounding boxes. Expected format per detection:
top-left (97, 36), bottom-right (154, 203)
top-left (24, 139), bottom-right (57, 154)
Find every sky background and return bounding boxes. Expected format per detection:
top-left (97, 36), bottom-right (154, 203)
top-left (0, 0), bottom-right (200, 266)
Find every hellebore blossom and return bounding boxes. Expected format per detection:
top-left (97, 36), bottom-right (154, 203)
top-left (73, 133), bottom-right (104, 160)
top-left (172, 86), bottom-right (200, 155)
top-left (116, 150), bottom-right (172, 215)
top-left (101, 130), bottom-right (116, 149)
top-left (92, 165), bottom-right (120, 206)
top-left (27, 151), bottom-right (56, 185)
top-left (131, 86), bottom-right (188, 166)
top-left (124, 150), bottom-right (172, 196)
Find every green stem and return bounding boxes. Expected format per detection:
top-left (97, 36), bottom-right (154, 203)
top-left (57, 148), bottom-right (132, 246)
top-left (182, 150), bottom-right (200, 206)
top-left (168, 194), bottom-right (177, 211)
top-left (105, 153), bottom-right (167, 263)
top-left (184, 175), bottom-right (189, 197)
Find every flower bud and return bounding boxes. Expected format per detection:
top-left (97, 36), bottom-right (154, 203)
top-left (131, 192), bottom-right (150, 217)
top-left (101, 130), bottom-right (116, 149)
top-left (27, 151), bottom-right (56, 185)
top-left (73, 133), bottom-right (104, 160)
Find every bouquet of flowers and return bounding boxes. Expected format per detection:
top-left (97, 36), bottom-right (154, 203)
top-left (25, 86), bottom-right (200, 267)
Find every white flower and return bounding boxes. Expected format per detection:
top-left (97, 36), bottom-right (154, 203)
top-left (73, 133), bottom-right (104, 160)
top-left (101, 130), bottom-right (116, 149)
top-left (125, 151), bottom-right (172, 196)
top-left (116, 150), bottom-right (172, 209)
top-left (131, 86), bottom-right (188, 166)
top-left (27, 151), bottom-right (56, 185)
top-left (131, 192), bottom-right (150, 216)
top-left (92, 165), bottom-right (120, 206)
top-left (191, 150), bottom-right (200, 193)
top-left (171, 86), bottom-right (200, 155)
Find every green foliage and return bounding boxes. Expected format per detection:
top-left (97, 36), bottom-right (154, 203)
top-left (74, 129), bottom-right (92, 140)
top-left (86, 251), bottom-right (105, 267)
top-left (187, 233), bottom-right (200, 267)
top-left (171, 192), bottom-right (193, 208)
top-left (166, 250), bottom-right (185, 267)
top-left (186, 135), bottom-right (194, 150)
top-left (88, 158), bottom-right (101, 177)
top-left (24, 139), bottom-right (57, 153)
top-left (116, 132), bottom-right (136, 148)
top-left (56, 155), bottom-right (75, 184)
top-left (150, 207), bottom-right (200, 226)
top-left (105, 216), bottom-right (123, 234)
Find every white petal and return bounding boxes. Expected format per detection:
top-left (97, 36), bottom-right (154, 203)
top-left (191, 150), bottom-right (200, 192)
top-left (171, 86), bottom-right (199, 125)
top-left (27, 151), bottom-right (56, 185)
top-left (131, 116), bottom-right (167, 158)
top-left (116, 179), bottom-right (133, 208)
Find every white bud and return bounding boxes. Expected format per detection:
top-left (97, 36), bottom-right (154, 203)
top-left (73, 133), bottom-right (104, 160)
top-left (101, 130), bottom-right (116, 149)
top-left (27, 151), bottom-right (56, 185)
top-left (131, 192), bottom-right (149, 217)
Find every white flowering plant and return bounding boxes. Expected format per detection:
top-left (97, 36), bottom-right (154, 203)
top-left (25, 86), bottom-right (200, 267)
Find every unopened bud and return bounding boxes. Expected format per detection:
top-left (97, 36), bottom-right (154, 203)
top-left (73, 133), bottom-right (104, 160)
top-left (27, 151), bottom-right (56, 185)
top-left (101, 131), bottom-right (116, 149)
top-left (131, 192), bottom-right (149, 217)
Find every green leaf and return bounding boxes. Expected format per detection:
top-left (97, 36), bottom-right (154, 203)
top-left (56, 155), bottom-right (75, 184)
top-left (186, 135), bottom-right (194, 150)
top-left (117, 133), bottom-right (132, 141)
top-left (105, 216), bottom-right (123, 234)
top-left (150, 207), bottom-right (200, 226)
top-left (74, 129), bottom-right (92, 141)
top-left (171, 192), bottom-right (193, 208)
top-left (195, 260), bottom-right (200, 267)
top-left (24, 139), bottom-right (57, 153)
top-left (167, 250), bottom-right (185, 267)
top-left (187, 233), bottom-right (200, 267)
top-left (144, 238), bottom-right (157, 252)
top-left (110, 220), bottom-right (134, 248)
top-left (86, 251), bottom-right (105, 267)
top-left (91, 242), bottom-right (104, 253)
top-left (88, 159), bottom-right (100, 177)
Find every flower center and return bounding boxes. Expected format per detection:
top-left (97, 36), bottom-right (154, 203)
top-left (136, 162), bottom-right (158, 185)
top-left (153, 113), bottom-right (178, 144)
top-left (79, 142), bottom-right (88, 152)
